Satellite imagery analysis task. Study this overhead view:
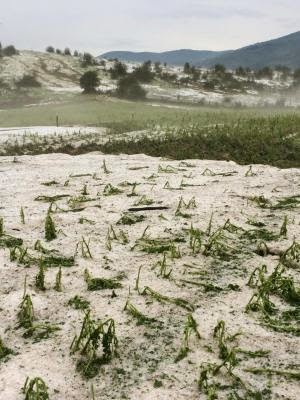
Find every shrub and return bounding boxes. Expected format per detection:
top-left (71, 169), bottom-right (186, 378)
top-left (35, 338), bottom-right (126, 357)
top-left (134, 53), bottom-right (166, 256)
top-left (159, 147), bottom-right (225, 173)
top-left (46, 46), bottom-right (55, 53)
top-left (16, 75), bottom-right (41, 88)
top-left (80, 70), bottom-right (99, 93)
top-left (116, 75), bottom-right (146, 100)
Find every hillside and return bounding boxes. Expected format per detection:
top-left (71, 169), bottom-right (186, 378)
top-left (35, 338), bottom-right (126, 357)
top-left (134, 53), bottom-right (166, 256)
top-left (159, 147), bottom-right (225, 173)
top-left (203, 31), bottom-right (300, 69)
top-left (100, 31), bottom-right (300, 69)
top-left (0, 50), bottom-right (86, 90)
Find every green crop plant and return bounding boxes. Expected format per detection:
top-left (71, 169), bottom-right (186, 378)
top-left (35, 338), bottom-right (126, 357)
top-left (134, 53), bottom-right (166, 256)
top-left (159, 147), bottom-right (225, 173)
top-left (80, 237), bottom-right (93, 258)
top-left (0, 336), bottom-right (14, 362)
top-left (35, 194), bottom-right (70, 203)
top-left (22, 377), bottom-right (49, 400)
top-left (244, 367), bottom-right (300, 380)
top-left (155, 253), bottom-right (172, 278)
top-left (54, 267), bottom-right (62, 292)
top-left (241, 227), bottom-right (278, 242)
top-left (142, 286), bottom-right (194, 311)
top-left (70, 311), bottom-right (118, 378)
top-left (102, 159), bottom-right (111, 174)
top-left (124, 299), bottom-right (156, 325)
top-left (44, 209), bottom-right (57, 241)
top-left (79, 217), bottom-right (95, 225)
top-left (281, 241), bottom-right (300, 268)
top-left (10, 246), bottom-right (32, 266)
top-left (18, 293), bottom-right (34, 329)
top-left (84, 269), bottom-right (122, 291)
top-left (203, 228), bottom-right (233, 260)
top-left (20, 207), bottom-right (25, 224)
top-left (169, 243), bottom-right (181, 259)
top-left (127, 183), bottom-right (138, 197)
top-left (133, 231), bottom-right (184, 254)
top-left (35, 262), bottom-right (46, 291)
top-left (133, 195), bottom-right (154, 206)
top-left (206, 212), bottom-right (214, 236)
top-left (158, 164), bottom-right (178, 173)
top-left (271, 195), bottom-right (300, 210)
top-left (0, 217), bottom-right (4, 235)
top-left (249, 195), bottom-right (272, 208)
top-left (280, 216), bottom-right (288, 237)
top-left (81, 184), bottom-right (89, 195)
top-left (107, 225), bottom-right (129, 245)
top-left (23, 323), bottom-right (60, 341)
top-left (189, 224), bottom-right (203, 254)
top-left (213, 321), bottom-right (239, 365)
top-left (245, 165), bottom-right (257, 177)
top-left (175, 197), bottom-right (192, 219)
top-left (117, 213), bottom-right (146, 225)
top-left (0, 234), bottom-right (23, 248)
top-left (68, 295), bottom-right (90, 310)
top-left (246, 264), bottom-right (300, 310)
top-left (175, 314), bottom-right (201, 362)
top-left (103, 184), bottom-right (122, 196)
top-left (163, 181), bottom-right (182, 191)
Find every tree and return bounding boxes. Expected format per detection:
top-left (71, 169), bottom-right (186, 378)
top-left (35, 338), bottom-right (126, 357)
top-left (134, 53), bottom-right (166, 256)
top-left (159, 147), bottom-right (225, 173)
top-left (110, 61), bottom-right (127, 79)
top-left (154, 62), bottom-right (162, 74)
top-left (79, 70), bottom-right (99, 93)
top-left (3, 45), bottom-right (18, 56)
top-left (56, 48), bottom-right (62, 55)
top-left (255, 67), bottom-right (273, 79)
top-left (64, 47), bottom-right (71, 56)
top-left (236, 66), bottom-right (246, 76)
top-left (74, 50), bottom-right (79, 57)
top-left (294, 69), bottom-right (300, 86)
top-left (81, 52), bottom-right (94, 67)
top-left (116, 75), bottom-right (146, 100)
top-left (184, 62), bottom-right (191, 74)
top-left (46, 46), bottom-right (55, 53)
top-left (214, 64), bottom-right (226, 75)
top-left (132, 61), bottom-right (154, 83)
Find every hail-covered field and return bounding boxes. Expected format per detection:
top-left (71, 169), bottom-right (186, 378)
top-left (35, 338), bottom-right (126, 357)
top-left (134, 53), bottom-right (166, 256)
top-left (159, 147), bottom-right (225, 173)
top-left (0, 152), bottom-right (299, 399)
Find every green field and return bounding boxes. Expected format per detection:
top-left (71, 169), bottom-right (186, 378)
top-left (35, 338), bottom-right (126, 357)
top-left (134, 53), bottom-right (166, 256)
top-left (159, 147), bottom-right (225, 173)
top-left (1, 93), bottom-right (300, 168)
top-left (1, 92), bottom-right (299, 127)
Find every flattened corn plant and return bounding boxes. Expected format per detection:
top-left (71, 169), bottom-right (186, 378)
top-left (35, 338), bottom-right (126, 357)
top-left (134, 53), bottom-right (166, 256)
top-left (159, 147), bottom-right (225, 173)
top-left (84, 269), bottom-right (122, 291)
top-left (124, 299), bottom-right (157, 326)
top-left (22, 377), bottom-right (49, 400)
top-left (70, 311), bottom-right (118, 378)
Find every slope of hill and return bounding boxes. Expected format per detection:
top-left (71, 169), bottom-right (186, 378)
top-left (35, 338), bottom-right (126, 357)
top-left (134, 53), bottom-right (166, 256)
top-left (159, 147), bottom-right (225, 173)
top-left (203, 31), bottom-right (300, 69)
top-left (100, 49), bottom-right (229, 65)
top-left (0, 50), bottom-right (85, 89)
top-left (100, 31), bottom-right (300, 69)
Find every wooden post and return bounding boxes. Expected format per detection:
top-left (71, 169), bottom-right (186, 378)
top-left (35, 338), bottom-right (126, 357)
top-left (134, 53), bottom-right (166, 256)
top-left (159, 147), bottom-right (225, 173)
top-left (56, 115), bottom-right (59, 127)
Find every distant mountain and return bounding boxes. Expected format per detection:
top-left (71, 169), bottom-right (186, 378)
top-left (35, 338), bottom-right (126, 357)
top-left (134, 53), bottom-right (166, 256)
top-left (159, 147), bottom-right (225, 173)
top-left (100, 49), bottom-right (230, 66)
top-left (100, 31), bottom-right (300, 69)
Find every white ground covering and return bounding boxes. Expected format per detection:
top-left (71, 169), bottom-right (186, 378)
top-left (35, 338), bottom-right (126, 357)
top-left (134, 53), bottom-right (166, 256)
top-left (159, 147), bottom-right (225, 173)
top-left (0, 152), bottom-right (299, 399)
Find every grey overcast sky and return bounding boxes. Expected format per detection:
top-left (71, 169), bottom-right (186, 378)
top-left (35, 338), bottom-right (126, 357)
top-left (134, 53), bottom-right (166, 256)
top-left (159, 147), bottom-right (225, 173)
top-left (0, 0), bottom-right (299, 54)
